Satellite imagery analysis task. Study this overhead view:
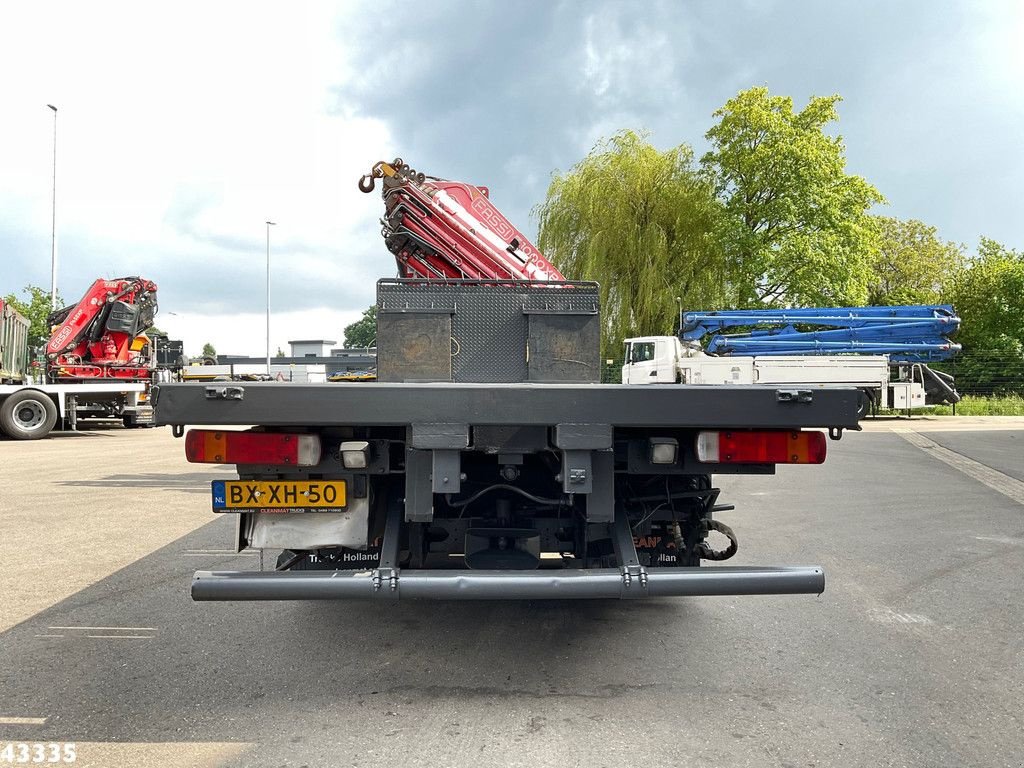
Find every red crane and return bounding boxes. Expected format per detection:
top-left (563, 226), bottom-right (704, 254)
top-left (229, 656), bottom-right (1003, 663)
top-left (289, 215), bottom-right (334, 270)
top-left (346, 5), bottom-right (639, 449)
top-left (358, 158), bottom-right (564, 281)
top-left (45, 276), bottom-right (158, 381)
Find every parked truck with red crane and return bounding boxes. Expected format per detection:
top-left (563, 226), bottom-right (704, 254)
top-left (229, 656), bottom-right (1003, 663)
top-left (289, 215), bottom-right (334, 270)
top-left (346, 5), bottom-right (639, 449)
top-left (154, 158), bottom-right (864, 602)
top-left (0, 276), bottom-right (160, 439)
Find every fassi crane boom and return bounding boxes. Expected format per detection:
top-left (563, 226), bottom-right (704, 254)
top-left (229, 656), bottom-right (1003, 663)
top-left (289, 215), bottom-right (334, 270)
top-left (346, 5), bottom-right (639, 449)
top-left (45, 276), bottom-right (158, 381)
top-left (358, 158), bottom-right (564, 282)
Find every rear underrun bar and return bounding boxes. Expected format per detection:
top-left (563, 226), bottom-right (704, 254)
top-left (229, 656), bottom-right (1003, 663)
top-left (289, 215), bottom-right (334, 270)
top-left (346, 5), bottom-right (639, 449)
top-left (191, 495), bottom-right (826, 601)
top-left (190, 565), bottom-right (825, 601)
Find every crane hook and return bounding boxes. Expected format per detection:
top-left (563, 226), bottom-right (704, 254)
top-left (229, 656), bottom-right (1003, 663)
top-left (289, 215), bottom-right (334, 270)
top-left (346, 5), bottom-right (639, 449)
top-left (358, 160), bottom-right (402, 193)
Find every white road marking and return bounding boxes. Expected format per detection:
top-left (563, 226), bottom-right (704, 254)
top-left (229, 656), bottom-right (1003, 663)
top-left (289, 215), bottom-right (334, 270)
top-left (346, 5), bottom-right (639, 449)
top-left (48, 626), bottom-right (157, 631)
top-left (974, 535), bottom-right (1022, 545)
top-left (869, 608), bottom-right (934, 625)
top-left (85, 634), bottom-right (154, 640)
top-left (859, 417), bottom-right (1024, 433)
top-left (33, 634), bottom-right (65, 638)
top-left (0, 717), bottom-right (47, 725)
top-left (894, 429), bottom-right (1024, 506)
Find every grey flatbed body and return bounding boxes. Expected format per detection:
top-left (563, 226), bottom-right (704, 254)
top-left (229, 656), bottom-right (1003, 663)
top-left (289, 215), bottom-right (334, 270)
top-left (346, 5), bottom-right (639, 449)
top-left (153, 381), bottom-right (862, 430)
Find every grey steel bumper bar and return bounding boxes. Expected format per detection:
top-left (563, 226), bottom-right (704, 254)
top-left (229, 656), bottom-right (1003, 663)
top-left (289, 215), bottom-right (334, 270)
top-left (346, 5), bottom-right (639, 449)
top-left (191, 565), bottom-right (824, 601)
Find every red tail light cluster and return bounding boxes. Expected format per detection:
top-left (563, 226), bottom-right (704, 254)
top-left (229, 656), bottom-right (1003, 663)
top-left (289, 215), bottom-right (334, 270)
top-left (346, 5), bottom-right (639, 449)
top-left (695, 430), bottom-right (826, 465)
top-left (185, 429), bottom-right (321, 466)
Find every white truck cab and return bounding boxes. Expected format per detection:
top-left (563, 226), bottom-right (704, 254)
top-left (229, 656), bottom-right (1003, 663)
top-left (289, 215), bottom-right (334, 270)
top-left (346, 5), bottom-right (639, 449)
top-left (622, 336), bottom-right (754, 385)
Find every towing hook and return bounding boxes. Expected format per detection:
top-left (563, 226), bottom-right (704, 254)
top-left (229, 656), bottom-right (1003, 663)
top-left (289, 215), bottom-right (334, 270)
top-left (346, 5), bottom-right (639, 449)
top-left (358, 174), bottom-right (376, 193)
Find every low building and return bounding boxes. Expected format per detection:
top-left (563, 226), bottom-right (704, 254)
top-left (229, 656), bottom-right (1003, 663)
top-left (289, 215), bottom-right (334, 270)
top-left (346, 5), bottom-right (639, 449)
top-left (289, 339), bottom-right (337, 358)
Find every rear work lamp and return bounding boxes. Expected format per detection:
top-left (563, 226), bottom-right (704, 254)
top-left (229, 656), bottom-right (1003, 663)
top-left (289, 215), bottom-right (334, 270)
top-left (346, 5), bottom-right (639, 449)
top-left (648, 437), bottom-right (679, 465)
top-left (339, 441), bottom-right (371, 469)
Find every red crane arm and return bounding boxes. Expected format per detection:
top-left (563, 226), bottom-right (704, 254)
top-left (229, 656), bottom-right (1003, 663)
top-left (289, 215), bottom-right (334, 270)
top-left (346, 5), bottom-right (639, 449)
top-left (45, 276), bottom-right (158, 381)
top-left (359, 159), bottom-right (564, 281)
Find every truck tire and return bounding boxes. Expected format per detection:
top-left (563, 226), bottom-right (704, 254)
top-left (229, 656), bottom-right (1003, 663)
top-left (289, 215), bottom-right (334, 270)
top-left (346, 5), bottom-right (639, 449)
top-left (0, 391), bottom-right (59, 440)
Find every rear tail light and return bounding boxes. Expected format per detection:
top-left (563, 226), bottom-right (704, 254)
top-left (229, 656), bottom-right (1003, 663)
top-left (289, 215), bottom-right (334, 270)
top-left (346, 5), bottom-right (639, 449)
top-left (695, 430), bottom-right (826, 464)
top-left (185, 429), bottom-right (321, 466)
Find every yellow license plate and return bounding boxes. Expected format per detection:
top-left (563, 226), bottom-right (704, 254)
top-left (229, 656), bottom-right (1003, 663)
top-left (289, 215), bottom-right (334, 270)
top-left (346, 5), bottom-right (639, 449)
top-left (212, 480), bottom-right (347, 512)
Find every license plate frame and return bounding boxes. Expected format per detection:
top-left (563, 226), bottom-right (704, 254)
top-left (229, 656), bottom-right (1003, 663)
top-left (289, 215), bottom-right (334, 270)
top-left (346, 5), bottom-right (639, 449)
top-left (211, 479), bottom-right (347, 513)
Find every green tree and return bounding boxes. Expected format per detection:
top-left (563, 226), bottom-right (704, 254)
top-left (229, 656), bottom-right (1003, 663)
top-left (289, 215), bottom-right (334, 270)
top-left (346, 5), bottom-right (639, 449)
top-left (343, 305), bottom-right (377, 348)
top-left (945, 238), bottom-right (1024, 353)
top-left (3, 285), bottom-right (62, 353)
top-left (275, 347), bottom-right (286, 358)
top-left (701, 87), bottom-right (884, 307)
top-left (144, 325), bottom-right (166, 337)
top-left (868, 216), bottom-right (965, 305)
top-left (942, 238), bottom-right (1024, 394)
top-left (536, 130), bottom-right (727, 358)
top-left (201, 342), bottom-right (217, 358)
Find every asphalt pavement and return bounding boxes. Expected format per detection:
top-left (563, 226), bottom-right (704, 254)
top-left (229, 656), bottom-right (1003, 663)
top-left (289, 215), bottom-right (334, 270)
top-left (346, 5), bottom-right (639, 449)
top-left (0, 421), bottom-right (1021, 768)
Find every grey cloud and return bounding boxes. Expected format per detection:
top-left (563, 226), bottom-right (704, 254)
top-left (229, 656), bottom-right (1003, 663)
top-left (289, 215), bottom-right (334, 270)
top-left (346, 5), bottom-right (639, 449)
top-left (331, 0), bottom-right (711, 232)
top-left (4, 225), bottom-right (378, 321)
top-left (163, 187), bottom-right (324, 258)
top-left (332, 0), bottom-right (1022, 249)
top-left (4, 0), bottom-right (1020, 325)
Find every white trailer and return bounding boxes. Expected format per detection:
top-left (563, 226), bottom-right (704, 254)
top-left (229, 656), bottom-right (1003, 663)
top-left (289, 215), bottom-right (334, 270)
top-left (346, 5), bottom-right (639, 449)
top-left (0, 381), bottom-right (154, 440)
top-left (622, 335), bottom-right (927, 411)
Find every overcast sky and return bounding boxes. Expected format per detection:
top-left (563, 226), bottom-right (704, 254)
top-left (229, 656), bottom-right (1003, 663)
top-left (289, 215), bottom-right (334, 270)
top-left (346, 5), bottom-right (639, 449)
top-left (1, 1), bottom-right (1021, 356)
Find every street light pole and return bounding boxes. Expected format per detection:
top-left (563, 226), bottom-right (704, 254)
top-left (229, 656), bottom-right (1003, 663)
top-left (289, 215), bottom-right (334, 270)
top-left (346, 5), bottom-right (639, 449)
top-left (265, 220), bottom-right (276, 375)
top-left (47, 104), bottom-right (58, 310)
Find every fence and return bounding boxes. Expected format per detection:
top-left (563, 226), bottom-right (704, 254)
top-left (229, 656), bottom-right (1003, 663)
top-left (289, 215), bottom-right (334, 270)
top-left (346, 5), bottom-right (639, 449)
top-left (932, 351), bottom-right (1024, 397)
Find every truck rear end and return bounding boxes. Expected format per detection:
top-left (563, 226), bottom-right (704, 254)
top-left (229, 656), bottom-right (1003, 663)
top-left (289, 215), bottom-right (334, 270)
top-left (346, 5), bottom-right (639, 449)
top-left (154, 280), bottom-right (862, 601)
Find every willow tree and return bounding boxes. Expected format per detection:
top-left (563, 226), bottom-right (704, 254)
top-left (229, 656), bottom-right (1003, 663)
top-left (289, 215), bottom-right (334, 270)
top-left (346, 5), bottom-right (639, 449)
top-left (535, 130), bottom-right (727, 359)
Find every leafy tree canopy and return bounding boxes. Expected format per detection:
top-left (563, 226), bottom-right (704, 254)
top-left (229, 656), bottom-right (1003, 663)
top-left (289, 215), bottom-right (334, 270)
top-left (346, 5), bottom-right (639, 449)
top-left (536, 130), bottom-right (727, 357)
top-left (944, 238), bottom-right (1024, 355)
top-left (3, 284), bottom-right (62, 353)
top-left (343, 305), bottom-right (377, 348)
top-left (868, 216), bottom-right (965, 305)
top-left (201, 342), bottom-right (217, 358)
top-left (701, 87), bottom-right (884, 307)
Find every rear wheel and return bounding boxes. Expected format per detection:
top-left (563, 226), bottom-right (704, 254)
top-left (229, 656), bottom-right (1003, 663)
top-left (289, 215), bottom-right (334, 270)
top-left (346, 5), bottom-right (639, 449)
top-left (0, 391), bottom-right (59, 440)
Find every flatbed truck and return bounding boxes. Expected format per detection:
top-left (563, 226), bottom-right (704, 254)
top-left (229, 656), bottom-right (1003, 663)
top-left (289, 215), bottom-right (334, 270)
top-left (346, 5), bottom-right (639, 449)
top-left (0, 381), bottom-right (154, 439)
top-left (155, 280), bottom-right (863, 601)
top-left (153, 158), bottom-right (865, 602)
top-left (1, 277), bottom-right (159, 439)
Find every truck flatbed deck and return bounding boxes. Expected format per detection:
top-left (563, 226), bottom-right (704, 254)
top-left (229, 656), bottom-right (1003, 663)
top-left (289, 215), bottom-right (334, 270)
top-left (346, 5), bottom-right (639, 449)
top-left (153, 381), bottom-right (862, 431)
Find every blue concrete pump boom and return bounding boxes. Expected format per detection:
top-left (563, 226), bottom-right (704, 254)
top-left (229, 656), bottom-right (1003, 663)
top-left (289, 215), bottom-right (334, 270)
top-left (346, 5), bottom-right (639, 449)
top-left (679, 305), bottom-right (961, 362)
